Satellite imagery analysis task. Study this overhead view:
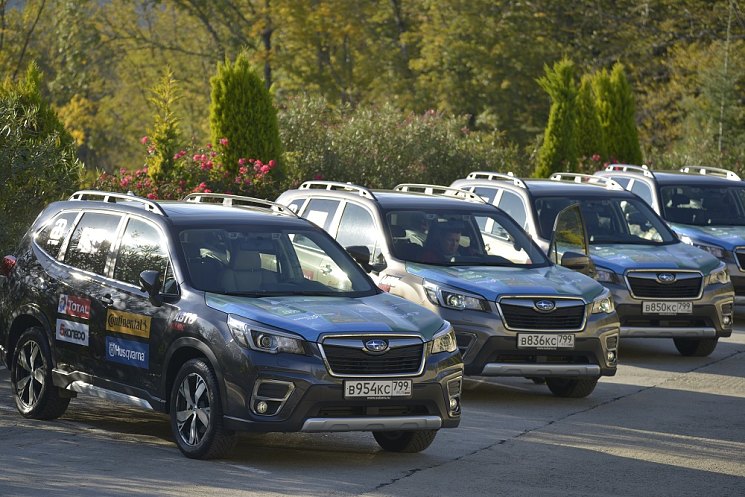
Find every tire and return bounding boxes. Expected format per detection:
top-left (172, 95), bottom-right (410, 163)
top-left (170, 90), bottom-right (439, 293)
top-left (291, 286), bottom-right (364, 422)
top-left (11, 327), bottom-right (70, 420)
top-left (673, 337), bottom-right (718, 357)
top-left (545, 377), bottom-right (598, 398)
top-left (170, 358), bottom-right (235, 459)
top-left (373, 429), bottom-right (438, 453)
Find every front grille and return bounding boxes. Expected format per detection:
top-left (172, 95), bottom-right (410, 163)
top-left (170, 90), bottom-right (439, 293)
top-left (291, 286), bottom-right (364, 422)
top-left (626, 272), bottom-right (702, 299)
top-left (321, 340), bottom-right (424, 376)
top-left (735, 249), bottom-right (745, 270)
top-left (731, 276), bottom-right (745, 295)
top-left (499, 302), bottom-right (585, 330)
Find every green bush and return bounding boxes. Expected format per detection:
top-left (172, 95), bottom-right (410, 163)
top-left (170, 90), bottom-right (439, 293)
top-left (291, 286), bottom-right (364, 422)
top-left (278, 97), bottom-right (524, 190)
top-left (0, 63), bottom-right (82, 255)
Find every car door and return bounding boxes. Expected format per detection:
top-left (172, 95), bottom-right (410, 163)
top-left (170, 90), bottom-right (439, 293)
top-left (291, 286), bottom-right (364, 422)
top-left (95, 215), bottom-right (178, 395)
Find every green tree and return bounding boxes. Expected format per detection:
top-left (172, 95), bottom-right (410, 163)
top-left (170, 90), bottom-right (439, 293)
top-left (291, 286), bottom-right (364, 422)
top-left (145, 70), bottom-right (182, 181)
top-left (609, 62), bottom-right (643, 164)
top-left (592, 68), bottom-right (614, 161)
top-left (0, 62), bottom-right (82, 254)
top-left (575, 73), bottom-right (606, 168)
top-left (209, 52), bottom-right (282, 174)
top-left (535, 58), bottom-right (578, 177)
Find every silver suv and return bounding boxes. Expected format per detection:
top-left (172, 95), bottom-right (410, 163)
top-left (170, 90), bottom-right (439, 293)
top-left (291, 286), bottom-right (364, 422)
top-left (277, 181), bottom-right (620, 398)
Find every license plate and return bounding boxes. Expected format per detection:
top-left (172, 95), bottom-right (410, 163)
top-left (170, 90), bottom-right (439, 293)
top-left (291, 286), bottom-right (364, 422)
top-left (517, 334), bottom-right (575, 350)
top-left (344, 380), bottom-right (412, 399)
top-left (642, 301), bottom-right (693, 315)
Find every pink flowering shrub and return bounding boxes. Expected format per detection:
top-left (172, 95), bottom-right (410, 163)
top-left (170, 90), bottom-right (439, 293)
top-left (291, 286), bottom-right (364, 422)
top-left (94, 138), bottom-right (279, 200)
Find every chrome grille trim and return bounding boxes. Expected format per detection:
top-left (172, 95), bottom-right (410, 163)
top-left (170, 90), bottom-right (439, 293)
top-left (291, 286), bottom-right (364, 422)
top-left (318, 334), bottom-right (426, 378)
top-left (496, 296), bottom-right (587, 332)
top-left (624, 270), bottom-right (703, 300)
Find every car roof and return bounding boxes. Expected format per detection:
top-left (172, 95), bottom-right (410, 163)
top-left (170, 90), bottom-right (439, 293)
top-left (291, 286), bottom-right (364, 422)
top-left (461, 178), bottom-right (639, 200)
top-left (371, 190), bottom-right (499, 212)
top-left (645, 171), bottom-right (744, 187)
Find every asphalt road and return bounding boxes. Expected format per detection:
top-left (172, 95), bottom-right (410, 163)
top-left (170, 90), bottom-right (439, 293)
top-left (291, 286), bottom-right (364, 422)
top-left (1, 329), bottom-right (744, 497)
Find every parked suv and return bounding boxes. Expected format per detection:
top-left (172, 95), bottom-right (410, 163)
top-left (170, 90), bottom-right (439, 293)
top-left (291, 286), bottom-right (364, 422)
top-left (451, 172), bottom-right (735, 356)
top-left (277, 181), bottom-right (620, 398)
top-left (0, 191), bottom-right (463, 459)
top-left (595, 165), bottom-right (745, 305)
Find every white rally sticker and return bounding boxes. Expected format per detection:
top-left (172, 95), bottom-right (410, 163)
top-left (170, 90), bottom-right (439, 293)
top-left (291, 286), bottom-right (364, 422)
top-left (56, 319), bottom-right (89, 346)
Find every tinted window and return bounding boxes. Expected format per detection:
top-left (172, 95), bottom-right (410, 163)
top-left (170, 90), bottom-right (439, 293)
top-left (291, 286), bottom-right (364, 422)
top-left (35, 211), bottom-right (79, 259)
top-left (472, 187), bottom-right (498, 204)
top-left (659, 184), bottom-right (745, 226)
top-left (629, 180), bottom-right (653, 205)
top-left (113, 218), bottom-right (171, 287)
top-left (336, 203), bottom-right (379, 260)
top-left (609, 176), bottom-right (631, 188)
top-left (303, 199), bottom-right (340, 231)
top-left (497, 190), bottom-right (527, 228)
top-left (64, 212), bottom-right (122, 275)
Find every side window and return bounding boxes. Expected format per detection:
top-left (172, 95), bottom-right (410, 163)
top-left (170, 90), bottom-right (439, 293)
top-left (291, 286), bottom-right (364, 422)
top-left (303, 199), bottom-right (341, 231)
top-left (113, 218), bottom-right (171, 288)
top-left (64, 212), bottom-right (122, 275)
top-left (497, 190), bottom-right (527, 228)
top-left (629, 180), bottom-right (653, 206)
top-left (610, 176), bottom-right (631, 188)
top-left (336, 203), bottom-right (379, 259)
top-left (35, 211), bottom-right (79, 259)
top-left (286, 198), bottom-right (305, 214)
top-left (472, 187), bottom-right (499, 204)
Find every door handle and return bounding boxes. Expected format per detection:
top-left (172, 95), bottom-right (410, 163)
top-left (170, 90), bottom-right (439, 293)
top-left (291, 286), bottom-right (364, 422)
top-left (101, 294), bottom-right (114, 306)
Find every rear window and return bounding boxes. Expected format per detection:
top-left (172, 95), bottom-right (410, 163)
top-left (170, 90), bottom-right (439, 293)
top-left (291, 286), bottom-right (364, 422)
top-left (64, 212), bottom-right (122, 275)
top-left (35, 211), bottom-right (79, 259)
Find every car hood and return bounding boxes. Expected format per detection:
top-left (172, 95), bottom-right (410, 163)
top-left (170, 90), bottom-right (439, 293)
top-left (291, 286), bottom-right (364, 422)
top-left (205, 292), bottom-right (444, 342)
top-left (404, 263), bottom-right (604, 302)
top-left (590, 242), bottom-right (720, 274)
top-left (670, 223), bottom-right (745, 250)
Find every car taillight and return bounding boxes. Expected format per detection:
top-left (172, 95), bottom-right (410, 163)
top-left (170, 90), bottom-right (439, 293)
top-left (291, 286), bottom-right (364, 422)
top-left (1, 256), bottom-right (17, 277)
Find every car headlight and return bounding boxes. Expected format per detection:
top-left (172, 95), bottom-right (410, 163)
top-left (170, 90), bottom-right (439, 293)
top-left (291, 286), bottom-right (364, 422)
top-left (706, 264), bottom-right (731, 286)
top-left (591, 288), bottom-right (615, 314)
top-left (431, 324), bottom-right (458, 354)
top-left (594, 267), bottom-right (617, 283)
top-left (680, 236), bottom-right (727, 260)
top-left (227, 314), bottom-right (305, 354)
top-left (424, 282), bottom-right (489, 311)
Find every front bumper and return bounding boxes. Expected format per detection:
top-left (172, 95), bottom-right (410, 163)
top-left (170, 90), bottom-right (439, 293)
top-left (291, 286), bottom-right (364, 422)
top-left (221, 348), bottom-right (462, 433)
top-left (606, 281), bottom-right (734, 338)
top-left (433, 306), bottom-right (619, 379)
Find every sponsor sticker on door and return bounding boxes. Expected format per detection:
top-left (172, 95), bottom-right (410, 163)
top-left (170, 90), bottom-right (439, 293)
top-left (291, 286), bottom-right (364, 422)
top-left (106, 336), bottom-right (149, 369)
top-left (106, 309), bottom-right (151, 338)
top-left (57, 294), bottom-right (91, 319)
top-left (56, 319), bottom-right (89, 346)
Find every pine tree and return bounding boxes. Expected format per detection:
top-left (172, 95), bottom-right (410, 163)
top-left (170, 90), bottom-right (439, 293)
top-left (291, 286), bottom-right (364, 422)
top-left (209, 53), bottom-right (282, 175)
top-left (610, 62), bottom-right (643, 165)
top-left (575, 73), bottom-right (606, 169)
top-left (534, 57), bottom-right (578, 177)
top-left (592, 68), bottom-right (614, 161)
top-left (146, 69), bottom-right (182, 182)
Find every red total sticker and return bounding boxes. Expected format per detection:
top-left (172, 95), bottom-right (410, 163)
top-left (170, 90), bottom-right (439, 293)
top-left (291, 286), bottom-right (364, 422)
top-left (58, 294), bottom-right (91, 320)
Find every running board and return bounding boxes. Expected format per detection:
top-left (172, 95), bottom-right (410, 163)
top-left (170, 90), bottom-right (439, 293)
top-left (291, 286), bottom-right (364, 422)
top-left (481, 363), bottom-right (601, 377)
top-left (66, 380), bottom-right (154, 410)
top-left (621, 327), bottom-right (717, 338)
top-left (301, 416), bottom-right (442, 432)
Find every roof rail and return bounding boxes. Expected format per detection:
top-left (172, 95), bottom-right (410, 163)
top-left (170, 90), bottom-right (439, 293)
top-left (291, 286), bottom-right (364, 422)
top-left (549, 173), bottom-right (624, 190)
top-left (466, 170), bottom-right (527, 189)
top-left (604, 164), bottom-right (655, 178)
top-left (298, 180), bottom-right (375, 199)
top-left (679, 166), bottom-right (741, 181)
top-left (183, 193), bottom-right (297, 217)
top-left (393, 184), bottom-right (486, 203)
top-left (68, 190), bottom-right (167, 216)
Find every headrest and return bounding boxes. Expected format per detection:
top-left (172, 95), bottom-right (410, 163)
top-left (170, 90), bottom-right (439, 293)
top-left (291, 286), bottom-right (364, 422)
top-left (671, 193), bottom-right (689, 206)
top-left (231, 250), bottom-right (261, 271)
top-left (390, 225), bottom-right (406, 238)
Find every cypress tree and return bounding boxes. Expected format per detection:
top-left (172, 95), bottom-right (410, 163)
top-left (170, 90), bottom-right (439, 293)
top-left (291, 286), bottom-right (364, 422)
top-left (575, 73), bottom-right (606, 169)
top-left (146, 69), bottom-right (182, 182)
top-left (210, 53), bottom-right (282, 175)
top-left (534, 57), bottom-right (578, 178)
top-left (610, 62), bottom-right (643, 165)
top-left (592, 68), bottom-right (614, 161)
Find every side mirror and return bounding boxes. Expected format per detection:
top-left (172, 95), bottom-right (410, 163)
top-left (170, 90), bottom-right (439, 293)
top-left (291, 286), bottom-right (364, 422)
top-left (345, 245), bottom-right (373, 272)
top-left (139, 270), bottom-right (163, 307)
top-left (549, 204), bottom-right (595, 277)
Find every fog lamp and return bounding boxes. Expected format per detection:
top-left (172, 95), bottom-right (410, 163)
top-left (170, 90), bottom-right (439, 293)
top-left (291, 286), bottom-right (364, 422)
top-left (256, 401), bottom-right (268, 414)
top-left (607, 350), bottom-right (617, 363)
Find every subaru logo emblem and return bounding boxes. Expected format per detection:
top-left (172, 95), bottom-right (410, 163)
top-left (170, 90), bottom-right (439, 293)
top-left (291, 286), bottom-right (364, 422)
top-left (534, 300), bottom-right (556, 312)
top-left (657, 273), bottom-right (676, 284)
top-left (364, 339), bottom-right (389, 354)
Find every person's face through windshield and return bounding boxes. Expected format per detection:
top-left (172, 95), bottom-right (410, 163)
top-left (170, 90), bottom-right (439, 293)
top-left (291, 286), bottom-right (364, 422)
top-left (440, 229), bottom-right (462, 258)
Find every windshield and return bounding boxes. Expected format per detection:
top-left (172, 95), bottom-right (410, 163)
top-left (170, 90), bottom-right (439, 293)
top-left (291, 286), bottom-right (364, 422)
top-left (534, 196), bottom-right (677, 245)
top-left (659, 184), bottom-right (745, 226)
top-left (178, 226), bottom-right (376, 297)
top-left (384, 208), bottom-right (550, 267)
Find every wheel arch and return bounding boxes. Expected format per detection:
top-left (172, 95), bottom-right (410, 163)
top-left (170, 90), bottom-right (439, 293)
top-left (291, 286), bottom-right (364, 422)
top-left (6, 305), bottom-right (54, 368)
top-left (162, 337), bottom-right (225, 413)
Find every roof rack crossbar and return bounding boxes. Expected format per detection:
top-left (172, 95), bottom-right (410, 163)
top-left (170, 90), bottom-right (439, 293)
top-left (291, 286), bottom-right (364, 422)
top-left (298, 180), bottom-right (375, 199)
top-left (393, 183), bottom-right (486, 203)
top-left (604, 164), bottom-right (654, 178)
top-left (466, 171), bottom-right (527, 189)
top-left (68, 190), bottom-right (168, 216)
top-left (182, 193), bottom-right (298, 217)
top-left (679, 166), bottom-right (741, 181)
top-left (549, 173), bottom-right (624, 190)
